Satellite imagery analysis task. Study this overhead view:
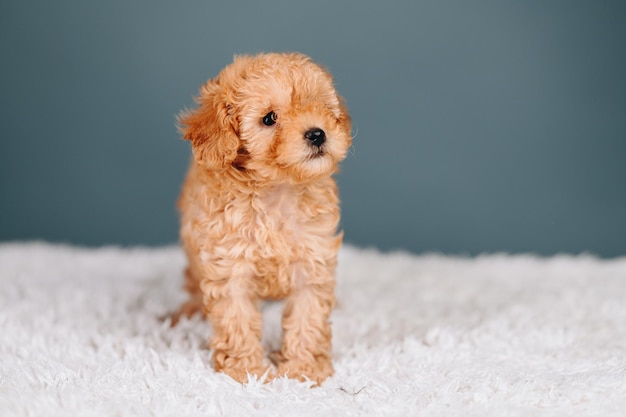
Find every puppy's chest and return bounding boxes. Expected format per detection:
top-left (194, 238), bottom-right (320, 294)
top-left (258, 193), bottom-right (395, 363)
top-left (247, 185), bottom-right (304, 251)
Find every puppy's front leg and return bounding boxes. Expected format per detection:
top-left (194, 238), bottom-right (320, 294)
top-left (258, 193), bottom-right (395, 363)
top-left (278, 265), bottom-right (335, 385)
top-left (203, 268), bottom-right (268, 383)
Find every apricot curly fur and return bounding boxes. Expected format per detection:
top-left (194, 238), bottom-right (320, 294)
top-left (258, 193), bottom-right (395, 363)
top-left (173, 52), bottom-right (352, 385)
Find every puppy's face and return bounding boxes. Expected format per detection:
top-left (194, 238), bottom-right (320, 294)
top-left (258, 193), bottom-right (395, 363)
top-left (180, 53), bottom-right (352, 183)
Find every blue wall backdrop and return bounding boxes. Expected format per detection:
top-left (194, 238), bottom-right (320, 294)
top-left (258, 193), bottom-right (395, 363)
top-left (1, 1), bottom-right (625, 256)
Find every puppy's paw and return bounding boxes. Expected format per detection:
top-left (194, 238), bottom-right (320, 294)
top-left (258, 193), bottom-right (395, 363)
top-left (277, 358), bottom-right (334, 385)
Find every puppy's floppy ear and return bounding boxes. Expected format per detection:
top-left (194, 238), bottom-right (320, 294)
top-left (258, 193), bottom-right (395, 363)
top-left (178, 80), bottom-right (239, 169)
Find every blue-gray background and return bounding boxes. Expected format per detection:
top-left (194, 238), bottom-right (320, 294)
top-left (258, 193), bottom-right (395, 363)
top-left (1, 1), bottom-right (625, 256)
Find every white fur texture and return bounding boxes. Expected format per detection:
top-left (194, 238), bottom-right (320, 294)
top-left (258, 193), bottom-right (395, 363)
top-left (1, 242), bottom-right (625, 416)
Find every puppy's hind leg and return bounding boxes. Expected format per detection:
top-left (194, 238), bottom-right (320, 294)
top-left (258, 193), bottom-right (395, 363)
top-left (170, 267), bottom-right (204, 326)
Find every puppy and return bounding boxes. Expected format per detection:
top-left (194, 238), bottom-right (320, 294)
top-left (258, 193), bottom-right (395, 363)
top-left (173, 52), bottom-right (352, 385)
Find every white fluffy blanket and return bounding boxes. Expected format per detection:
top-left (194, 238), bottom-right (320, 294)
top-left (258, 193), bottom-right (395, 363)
top-left (1, 243), bottom-right (625, 416)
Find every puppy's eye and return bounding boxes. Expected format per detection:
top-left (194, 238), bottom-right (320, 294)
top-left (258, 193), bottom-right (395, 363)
top-left (262, 111), bottom-right (277, 126)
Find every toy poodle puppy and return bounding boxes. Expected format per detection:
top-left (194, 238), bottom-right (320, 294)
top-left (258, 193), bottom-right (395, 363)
top-left (173, 52), bottom-right (352, 385)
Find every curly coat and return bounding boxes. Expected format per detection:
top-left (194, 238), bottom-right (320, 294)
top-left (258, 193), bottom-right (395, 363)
top-left (174, 52), bottom-right (352, 384)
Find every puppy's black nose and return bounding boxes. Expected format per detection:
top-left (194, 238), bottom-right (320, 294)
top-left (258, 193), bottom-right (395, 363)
top-left (304, 128), bottom-right (326, 147)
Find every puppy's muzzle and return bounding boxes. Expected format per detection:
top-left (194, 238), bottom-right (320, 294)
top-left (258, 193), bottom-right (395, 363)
top-left (304, 128), bottom-right (326, 148)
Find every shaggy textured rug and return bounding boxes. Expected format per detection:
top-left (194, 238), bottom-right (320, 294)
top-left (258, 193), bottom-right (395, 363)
top-left (1, 242), bottom-right (625, 416)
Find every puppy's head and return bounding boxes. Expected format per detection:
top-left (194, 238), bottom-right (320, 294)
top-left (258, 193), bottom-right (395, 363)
top-left (179, 53), bottom-right (352, 183)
